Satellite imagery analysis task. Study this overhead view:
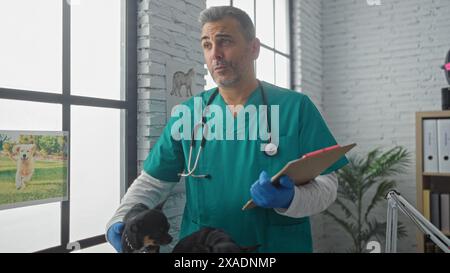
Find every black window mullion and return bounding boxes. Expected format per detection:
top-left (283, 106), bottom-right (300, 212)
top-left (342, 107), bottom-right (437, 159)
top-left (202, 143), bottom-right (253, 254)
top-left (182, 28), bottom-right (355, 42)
top-left (273, 0), bottom-right (276, 85)
top-left (253, 0), bottom-right (256, 29)
top-left (125, 0), bottom-right (138, 189)
top-left (61, 0), bottom-right (71, 251)
top-left (0, 88), bottom-right (63, 104)
top-left (254, 0), bottom-right (257, 76)
top-left (260, 43), bottom-right (290, 58)
top-left (0, 89), bottom-right (128, 109)
top-left (289, 0), bottom-right (294, 90)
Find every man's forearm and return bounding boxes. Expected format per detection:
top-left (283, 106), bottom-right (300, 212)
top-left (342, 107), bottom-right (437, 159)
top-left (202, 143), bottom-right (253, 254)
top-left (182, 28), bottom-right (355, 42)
top-left (105, 171), bottom-right (176, 234)
top-left (274, 172), bottom-right (338, 218)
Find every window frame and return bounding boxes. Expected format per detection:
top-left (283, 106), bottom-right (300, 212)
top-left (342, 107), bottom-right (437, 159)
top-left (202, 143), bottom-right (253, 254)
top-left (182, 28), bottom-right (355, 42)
top-left (0, 0), bottom-right (137, 252)
top-left (207, 0), bottom-right (293, 89)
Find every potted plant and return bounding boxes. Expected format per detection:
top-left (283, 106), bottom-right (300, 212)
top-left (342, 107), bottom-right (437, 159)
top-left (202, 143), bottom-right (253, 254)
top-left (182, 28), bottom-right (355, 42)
top-left (324, 146), bottom-right (411, 252)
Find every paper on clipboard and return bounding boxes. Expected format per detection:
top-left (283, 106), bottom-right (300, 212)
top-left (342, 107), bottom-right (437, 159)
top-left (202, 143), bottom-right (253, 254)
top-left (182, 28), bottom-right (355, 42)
top-left (242, 143), bottom-right (357, 210)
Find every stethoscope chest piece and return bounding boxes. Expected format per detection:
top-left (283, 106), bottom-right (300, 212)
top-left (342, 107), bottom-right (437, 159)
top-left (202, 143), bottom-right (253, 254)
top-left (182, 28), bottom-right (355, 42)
top-left (264, 142), bottom-right (278, 157)
top-left (180, 80), bottom-right (279, 177)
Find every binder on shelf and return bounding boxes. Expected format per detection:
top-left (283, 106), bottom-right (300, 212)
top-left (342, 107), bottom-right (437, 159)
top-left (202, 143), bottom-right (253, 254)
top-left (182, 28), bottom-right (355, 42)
top-left (423, 119), bottom-right (439, 173)
top-left (440, 193), bottom-right (450, 234)
top-left (437, 119), bottom-right (450, 173)
top-left (424, 241), bottom-right (435, 253)
top-left (423, 189), bottom-right (431, 220)
top-left (417, 112), bottom-right (450, 253)
top-left (431, 192), bottom-right (441, 229)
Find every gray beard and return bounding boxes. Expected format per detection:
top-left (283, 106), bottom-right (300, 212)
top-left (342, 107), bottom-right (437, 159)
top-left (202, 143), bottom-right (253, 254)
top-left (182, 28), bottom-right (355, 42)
top-left (217, 76), bottom-right (241, 88)
top-left (213, 68), bottom-right (243, 88)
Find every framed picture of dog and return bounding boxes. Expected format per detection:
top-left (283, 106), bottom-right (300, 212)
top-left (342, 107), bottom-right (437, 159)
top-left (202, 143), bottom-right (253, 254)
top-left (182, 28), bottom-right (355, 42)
top-left (165, 60), bottom-right (202, 122)
top-left (0, 130), bottom-right (69, 210)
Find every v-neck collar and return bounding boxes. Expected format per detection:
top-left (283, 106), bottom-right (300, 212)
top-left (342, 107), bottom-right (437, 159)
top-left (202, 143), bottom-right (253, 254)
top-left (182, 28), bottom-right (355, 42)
top-left (216, 82), bottom-right (262, 108)
top-left (213, 81), bottom-right (265, 134)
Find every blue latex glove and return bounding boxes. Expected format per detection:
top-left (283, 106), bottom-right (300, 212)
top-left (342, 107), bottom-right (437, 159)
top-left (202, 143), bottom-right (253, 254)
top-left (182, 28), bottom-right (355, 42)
top-left (106, 222), bottom-right (125, 253)
top-left (250, 171), bottom-right (295, 209)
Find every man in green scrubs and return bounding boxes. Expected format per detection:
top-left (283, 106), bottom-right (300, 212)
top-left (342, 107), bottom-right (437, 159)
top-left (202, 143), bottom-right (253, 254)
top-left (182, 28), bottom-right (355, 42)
top-left (106, 6), bottom-right (348, 253)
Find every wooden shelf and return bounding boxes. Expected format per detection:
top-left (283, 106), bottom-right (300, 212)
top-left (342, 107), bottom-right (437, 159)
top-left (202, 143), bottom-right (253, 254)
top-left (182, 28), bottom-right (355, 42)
top-left (416, 111), bottom-right (450, 253)
top-left (418, 111), bottom-right (450, 118)
top-left (423, 172), bottom-right (450, 177)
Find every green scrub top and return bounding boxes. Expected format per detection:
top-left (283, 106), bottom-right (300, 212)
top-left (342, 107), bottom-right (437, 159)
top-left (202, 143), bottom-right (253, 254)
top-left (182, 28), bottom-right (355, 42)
top-left (143, 81), bottom-right (348, 253)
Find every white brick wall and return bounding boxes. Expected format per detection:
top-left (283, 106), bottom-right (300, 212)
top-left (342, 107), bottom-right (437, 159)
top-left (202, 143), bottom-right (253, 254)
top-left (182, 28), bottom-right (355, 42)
top-left (137, 0), bottom-right (206, 170)
top-left (292, 0), bottom-right (324, 111)
top-left (292, 0), bottom-right (339, 252)
top-left (137, 0), bottom-right (206, 252)
top-left (315, 0), bottom-right (450, 252)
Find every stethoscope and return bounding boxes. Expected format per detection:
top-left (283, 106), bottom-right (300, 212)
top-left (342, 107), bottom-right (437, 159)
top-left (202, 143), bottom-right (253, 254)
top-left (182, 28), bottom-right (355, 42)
top-left (178, 80), bottom-right (278, 179)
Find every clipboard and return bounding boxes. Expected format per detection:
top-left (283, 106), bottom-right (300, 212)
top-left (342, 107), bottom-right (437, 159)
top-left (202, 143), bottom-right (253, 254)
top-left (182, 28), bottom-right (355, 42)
top-left (242, 143), bottom-right (357, 210)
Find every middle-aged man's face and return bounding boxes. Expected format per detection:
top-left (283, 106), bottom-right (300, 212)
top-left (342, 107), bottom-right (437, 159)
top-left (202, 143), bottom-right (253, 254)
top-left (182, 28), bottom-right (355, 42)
top-left (201, 16), bottom-right (259, 88)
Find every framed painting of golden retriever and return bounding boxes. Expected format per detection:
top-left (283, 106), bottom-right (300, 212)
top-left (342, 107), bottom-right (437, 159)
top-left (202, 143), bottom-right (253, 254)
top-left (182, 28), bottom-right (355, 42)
top-left (0, 131), bottom-right (68, 210)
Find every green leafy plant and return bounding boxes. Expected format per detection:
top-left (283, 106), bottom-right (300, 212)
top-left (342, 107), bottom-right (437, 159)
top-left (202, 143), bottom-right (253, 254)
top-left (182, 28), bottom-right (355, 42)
top-left (0, 134), bottom-right (10, 152)
top-left (324, 146), bottom-right (411, 252)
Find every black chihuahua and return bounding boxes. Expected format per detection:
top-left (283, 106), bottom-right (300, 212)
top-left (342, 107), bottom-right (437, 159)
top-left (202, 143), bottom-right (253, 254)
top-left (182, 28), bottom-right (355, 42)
top-left (172, 227), bottom-right (260, 253)
top-left (121, 202), bottom-right (172, 253)
top-left (121, 202), bottom-right (259, 253)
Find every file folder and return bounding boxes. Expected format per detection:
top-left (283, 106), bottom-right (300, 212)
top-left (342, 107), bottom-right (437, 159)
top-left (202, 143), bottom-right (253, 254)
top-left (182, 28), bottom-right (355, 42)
top-left (440, 193), bottom-right (450, 234)
top-left (423, 119), bottom-right (439, 172)
top-left (431, 192), bottom-right (441, 229)
top-left (437, 119), bottom-right (450, 173)
top-left (423, 189), bottom-right (431, 220)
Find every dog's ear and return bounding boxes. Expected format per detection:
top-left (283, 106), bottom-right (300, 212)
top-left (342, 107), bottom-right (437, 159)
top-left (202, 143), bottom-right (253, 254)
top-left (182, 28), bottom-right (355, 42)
top-left (130, 218), bottom-right (145, 233)
top-left (130, 222), bottom-right (140, 233)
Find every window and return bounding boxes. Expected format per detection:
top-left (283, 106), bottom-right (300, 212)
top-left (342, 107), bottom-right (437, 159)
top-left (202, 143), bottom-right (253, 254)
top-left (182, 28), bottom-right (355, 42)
top-left (0, 0), bottom-right (137, 252)
top-left (71, 1), bottom-right (123, 100)
top-left (204, 0), bottom-right (291, 90)
top-left (0, 1), bottom-right (62, 93)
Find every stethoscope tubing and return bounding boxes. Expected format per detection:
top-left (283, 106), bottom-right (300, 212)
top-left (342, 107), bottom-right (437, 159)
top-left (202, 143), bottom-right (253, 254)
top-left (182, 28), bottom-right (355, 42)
top-left (179, 80), bottom-right (275, 178)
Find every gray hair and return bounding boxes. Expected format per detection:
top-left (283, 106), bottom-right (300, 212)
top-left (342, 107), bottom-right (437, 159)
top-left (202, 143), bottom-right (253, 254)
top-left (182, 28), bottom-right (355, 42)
top-left (199, 6), bottom-right (256, 41)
